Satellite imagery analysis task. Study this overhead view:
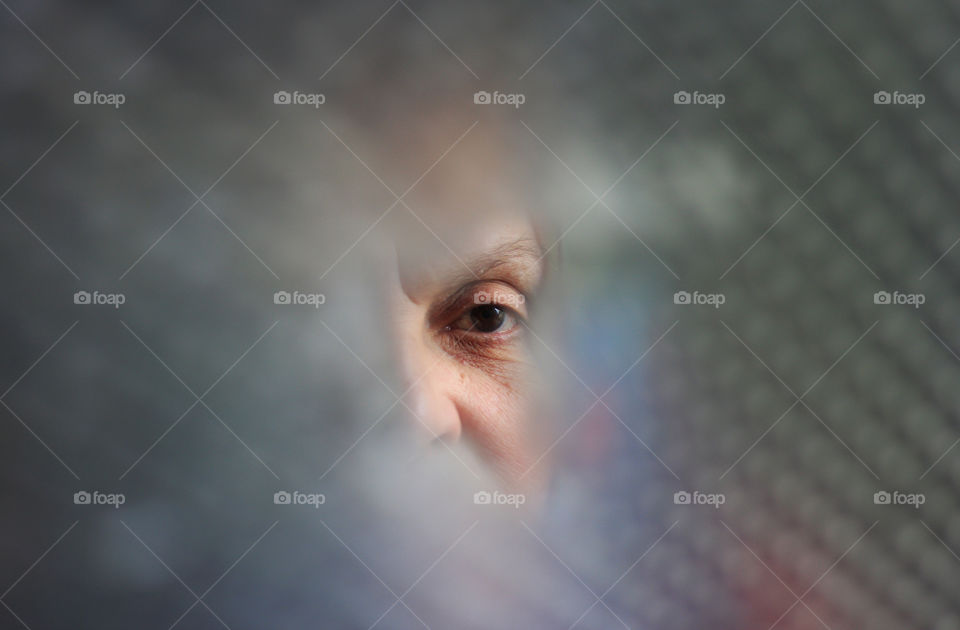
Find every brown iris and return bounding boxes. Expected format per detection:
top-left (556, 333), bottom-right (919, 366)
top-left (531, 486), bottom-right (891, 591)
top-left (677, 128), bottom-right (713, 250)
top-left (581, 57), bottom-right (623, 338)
top-left (469, 304), bottom-right (507, 332)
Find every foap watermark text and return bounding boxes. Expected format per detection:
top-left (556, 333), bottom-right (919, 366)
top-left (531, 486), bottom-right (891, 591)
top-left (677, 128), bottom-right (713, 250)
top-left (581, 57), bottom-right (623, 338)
top-left (874, 290), bottom-right (924, 308)
top-left (874, 490), bottom-right (924, 509)
top-left (74, 490), bottom-right (125, 508)
top-left (674, 490), bottom-right (725, 508)
top-left (274, 490), bottom-right (325, 508)
top-left (474, 90), bottom-right (525, 108)
top-left (74, 290), bottom-right (126, 308)
top-left (274, 90), bottom-right (325, 108)
top-left (474, 289), bottom-right (524, 308)
top-left (474, 490), bottom-right (525, 508)
top-left (674, 90), bottom-right (725, 108)
top-left (274, 290), bottom-right (325, 308)
top-left (74, 90), bottom-right (125, 108)
top-left (874, 90), bottom-right (924, 108)
top-left (674, 290), bottom-right (725, 308)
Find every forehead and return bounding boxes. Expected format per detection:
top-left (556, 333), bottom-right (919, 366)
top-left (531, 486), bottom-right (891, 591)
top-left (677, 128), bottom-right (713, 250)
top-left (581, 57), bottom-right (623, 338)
top-left (374, 108), bottom-right (544, 288)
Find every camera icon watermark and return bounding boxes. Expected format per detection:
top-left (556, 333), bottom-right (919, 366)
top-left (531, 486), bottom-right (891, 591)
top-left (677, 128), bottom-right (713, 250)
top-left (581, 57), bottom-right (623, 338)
top-left (473, 490), bottom-right (525, 508)
top-left (473, 90), bottom-right (525, 108)
top-left (273, 90), bottom-right (325, 108)
top-left (73, 290), bottom-right (126, 308)
top-left (273, 290), bottom-right (325, 308)
top-left (873, 290), bottom-right (924, 308)
top-left (673, 490), bottom-right (725, 508)
top-left (73, 90), bottom-right (125, 108)
top-left (74, 490), bottom-right (125, 508)
top-left (873, 90), bottom-right (924, 108)
top-left (273, 490), bottom-right (325, 508)
top-left (673, 290), bottom-right (725, 308)
top-left (873, 490), bottom-right (924, 509)
top-left (673, 90), bottom-right (725, 108)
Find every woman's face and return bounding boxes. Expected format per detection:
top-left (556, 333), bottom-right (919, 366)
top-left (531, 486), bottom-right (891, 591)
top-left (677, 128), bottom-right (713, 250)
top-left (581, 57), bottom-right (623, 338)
top-left (387, 210), bottom-right (546, 486)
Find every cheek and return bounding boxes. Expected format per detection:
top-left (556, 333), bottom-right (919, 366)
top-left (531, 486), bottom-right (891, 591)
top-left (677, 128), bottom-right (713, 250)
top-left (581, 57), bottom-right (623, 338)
top-left (451, 352), bottom-right (530, 414)
top-left (460, 372), bottom-right (525, 420)
top-left (450, 364), bottom-right (535, 471)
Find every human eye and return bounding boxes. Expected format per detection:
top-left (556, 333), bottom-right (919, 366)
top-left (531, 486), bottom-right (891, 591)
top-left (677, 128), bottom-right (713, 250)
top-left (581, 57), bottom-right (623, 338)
top-left (450, 302), bottom-right (520, 334)
top-left (433, 282), bottom-right (529, 354)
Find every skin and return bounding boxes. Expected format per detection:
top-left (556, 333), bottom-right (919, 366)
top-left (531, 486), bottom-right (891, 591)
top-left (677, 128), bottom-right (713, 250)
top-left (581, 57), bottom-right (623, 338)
top-left (388, 212), bottom-right (547, 487)
top-left (348, 101), bottom-right (552, 489)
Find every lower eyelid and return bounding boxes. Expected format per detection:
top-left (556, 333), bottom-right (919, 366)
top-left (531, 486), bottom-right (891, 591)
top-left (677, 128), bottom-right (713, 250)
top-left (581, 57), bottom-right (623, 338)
top-left (438, 334), bottom-right (521, 370)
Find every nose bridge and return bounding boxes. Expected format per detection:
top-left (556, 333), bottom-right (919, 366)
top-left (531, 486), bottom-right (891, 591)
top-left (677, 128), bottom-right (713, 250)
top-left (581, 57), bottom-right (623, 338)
top-left (399, 332), bottom-right (462, 442)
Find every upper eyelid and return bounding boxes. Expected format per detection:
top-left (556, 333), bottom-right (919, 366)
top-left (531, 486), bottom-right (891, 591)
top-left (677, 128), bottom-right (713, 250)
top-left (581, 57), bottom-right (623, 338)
top-left (428, 279), bottom-right (526, 322)
top-left (428, 243), bottom-right (542, 306)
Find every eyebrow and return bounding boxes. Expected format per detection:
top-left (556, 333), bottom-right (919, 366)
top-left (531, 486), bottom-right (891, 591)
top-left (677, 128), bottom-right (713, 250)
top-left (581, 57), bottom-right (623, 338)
top-left (412, 237), bottom-right (544, 315)
top-left (465, 237), bottom-right (543, 279)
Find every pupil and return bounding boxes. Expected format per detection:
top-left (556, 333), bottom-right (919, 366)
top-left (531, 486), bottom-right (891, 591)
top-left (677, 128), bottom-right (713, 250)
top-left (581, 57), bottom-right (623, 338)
top-left (470, 304), bottom-right (505, 332)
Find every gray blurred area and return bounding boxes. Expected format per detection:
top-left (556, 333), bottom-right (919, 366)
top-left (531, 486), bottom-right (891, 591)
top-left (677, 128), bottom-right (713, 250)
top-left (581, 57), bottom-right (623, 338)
top-left (3, 1), bottom-right (960, 629)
